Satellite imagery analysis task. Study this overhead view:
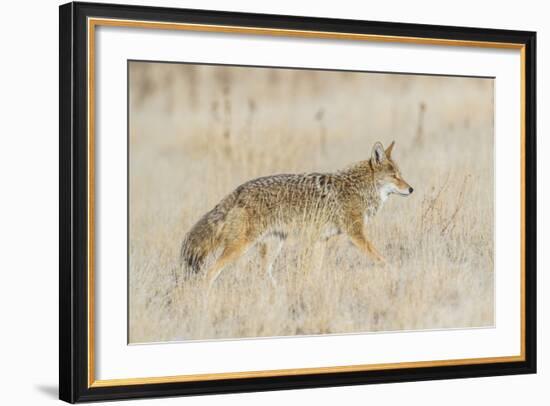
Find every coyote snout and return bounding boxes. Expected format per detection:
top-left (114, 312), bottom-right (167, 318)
top-left (180, 141), bottom-right (412, 287)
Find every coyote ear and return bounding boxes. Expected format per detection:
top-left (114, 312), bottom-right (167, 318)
top-left (385, 141), bottom-right (395, 158)
top-left (371, 142), bottom-right (387, 167)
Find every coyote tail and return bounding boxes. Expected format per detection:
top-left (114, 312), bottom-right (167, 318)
top-left (179, 212), bottom-right (222, 276)
top-left (179, 190), bottom-right (240, 276)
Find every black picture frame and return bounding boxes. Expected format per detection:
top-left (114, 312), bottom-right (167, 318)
top-left (59, 1), bottom-right (536, 403)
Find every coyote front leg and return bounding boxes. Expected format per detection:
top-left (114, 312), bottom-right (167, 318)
top-left (344, 214), bottom-right (386, 263)
top-left (349, 232), bottom-right (386, 264)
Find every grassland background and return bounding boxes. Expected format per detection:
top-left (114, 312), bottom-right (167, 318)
top-left (128, 62), bottom-right (494, 343)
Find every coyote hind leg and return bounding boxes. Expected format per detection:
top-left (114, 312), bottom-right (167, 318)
top-left (204, 236), bottom-right (253, 288)
top-left (258, 237), bottom-right (285, 286)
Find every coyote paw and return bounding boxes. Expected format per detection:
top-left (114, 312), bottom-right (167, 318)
top-left (375, 256), bottom-right (387, 267)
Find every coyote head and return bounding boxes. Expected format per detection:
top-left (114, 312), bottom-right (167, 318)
top-left (371, 141), bottom-right (413, 201)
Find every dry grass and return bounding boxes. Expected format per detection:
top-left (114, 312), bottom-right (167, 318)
top-left (128, 62), bottom-right (494, 343)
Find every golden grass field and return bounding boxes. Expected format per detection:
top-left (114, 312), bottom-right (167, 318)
top-left (128, 62), bottom-right (494, 343)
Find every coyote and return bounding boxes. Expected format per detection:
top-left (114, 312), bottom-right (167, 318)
top-left (180, 141), bottom-right (413, 286)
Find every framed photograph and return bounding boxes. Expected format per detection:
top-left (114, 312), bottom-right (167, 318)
top-left (59, 1), bottom-right (536, 403)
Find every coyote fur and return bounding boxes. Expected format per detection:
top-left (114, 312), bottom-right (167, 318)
top-left (180, 141), bottom-right (413, 286)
